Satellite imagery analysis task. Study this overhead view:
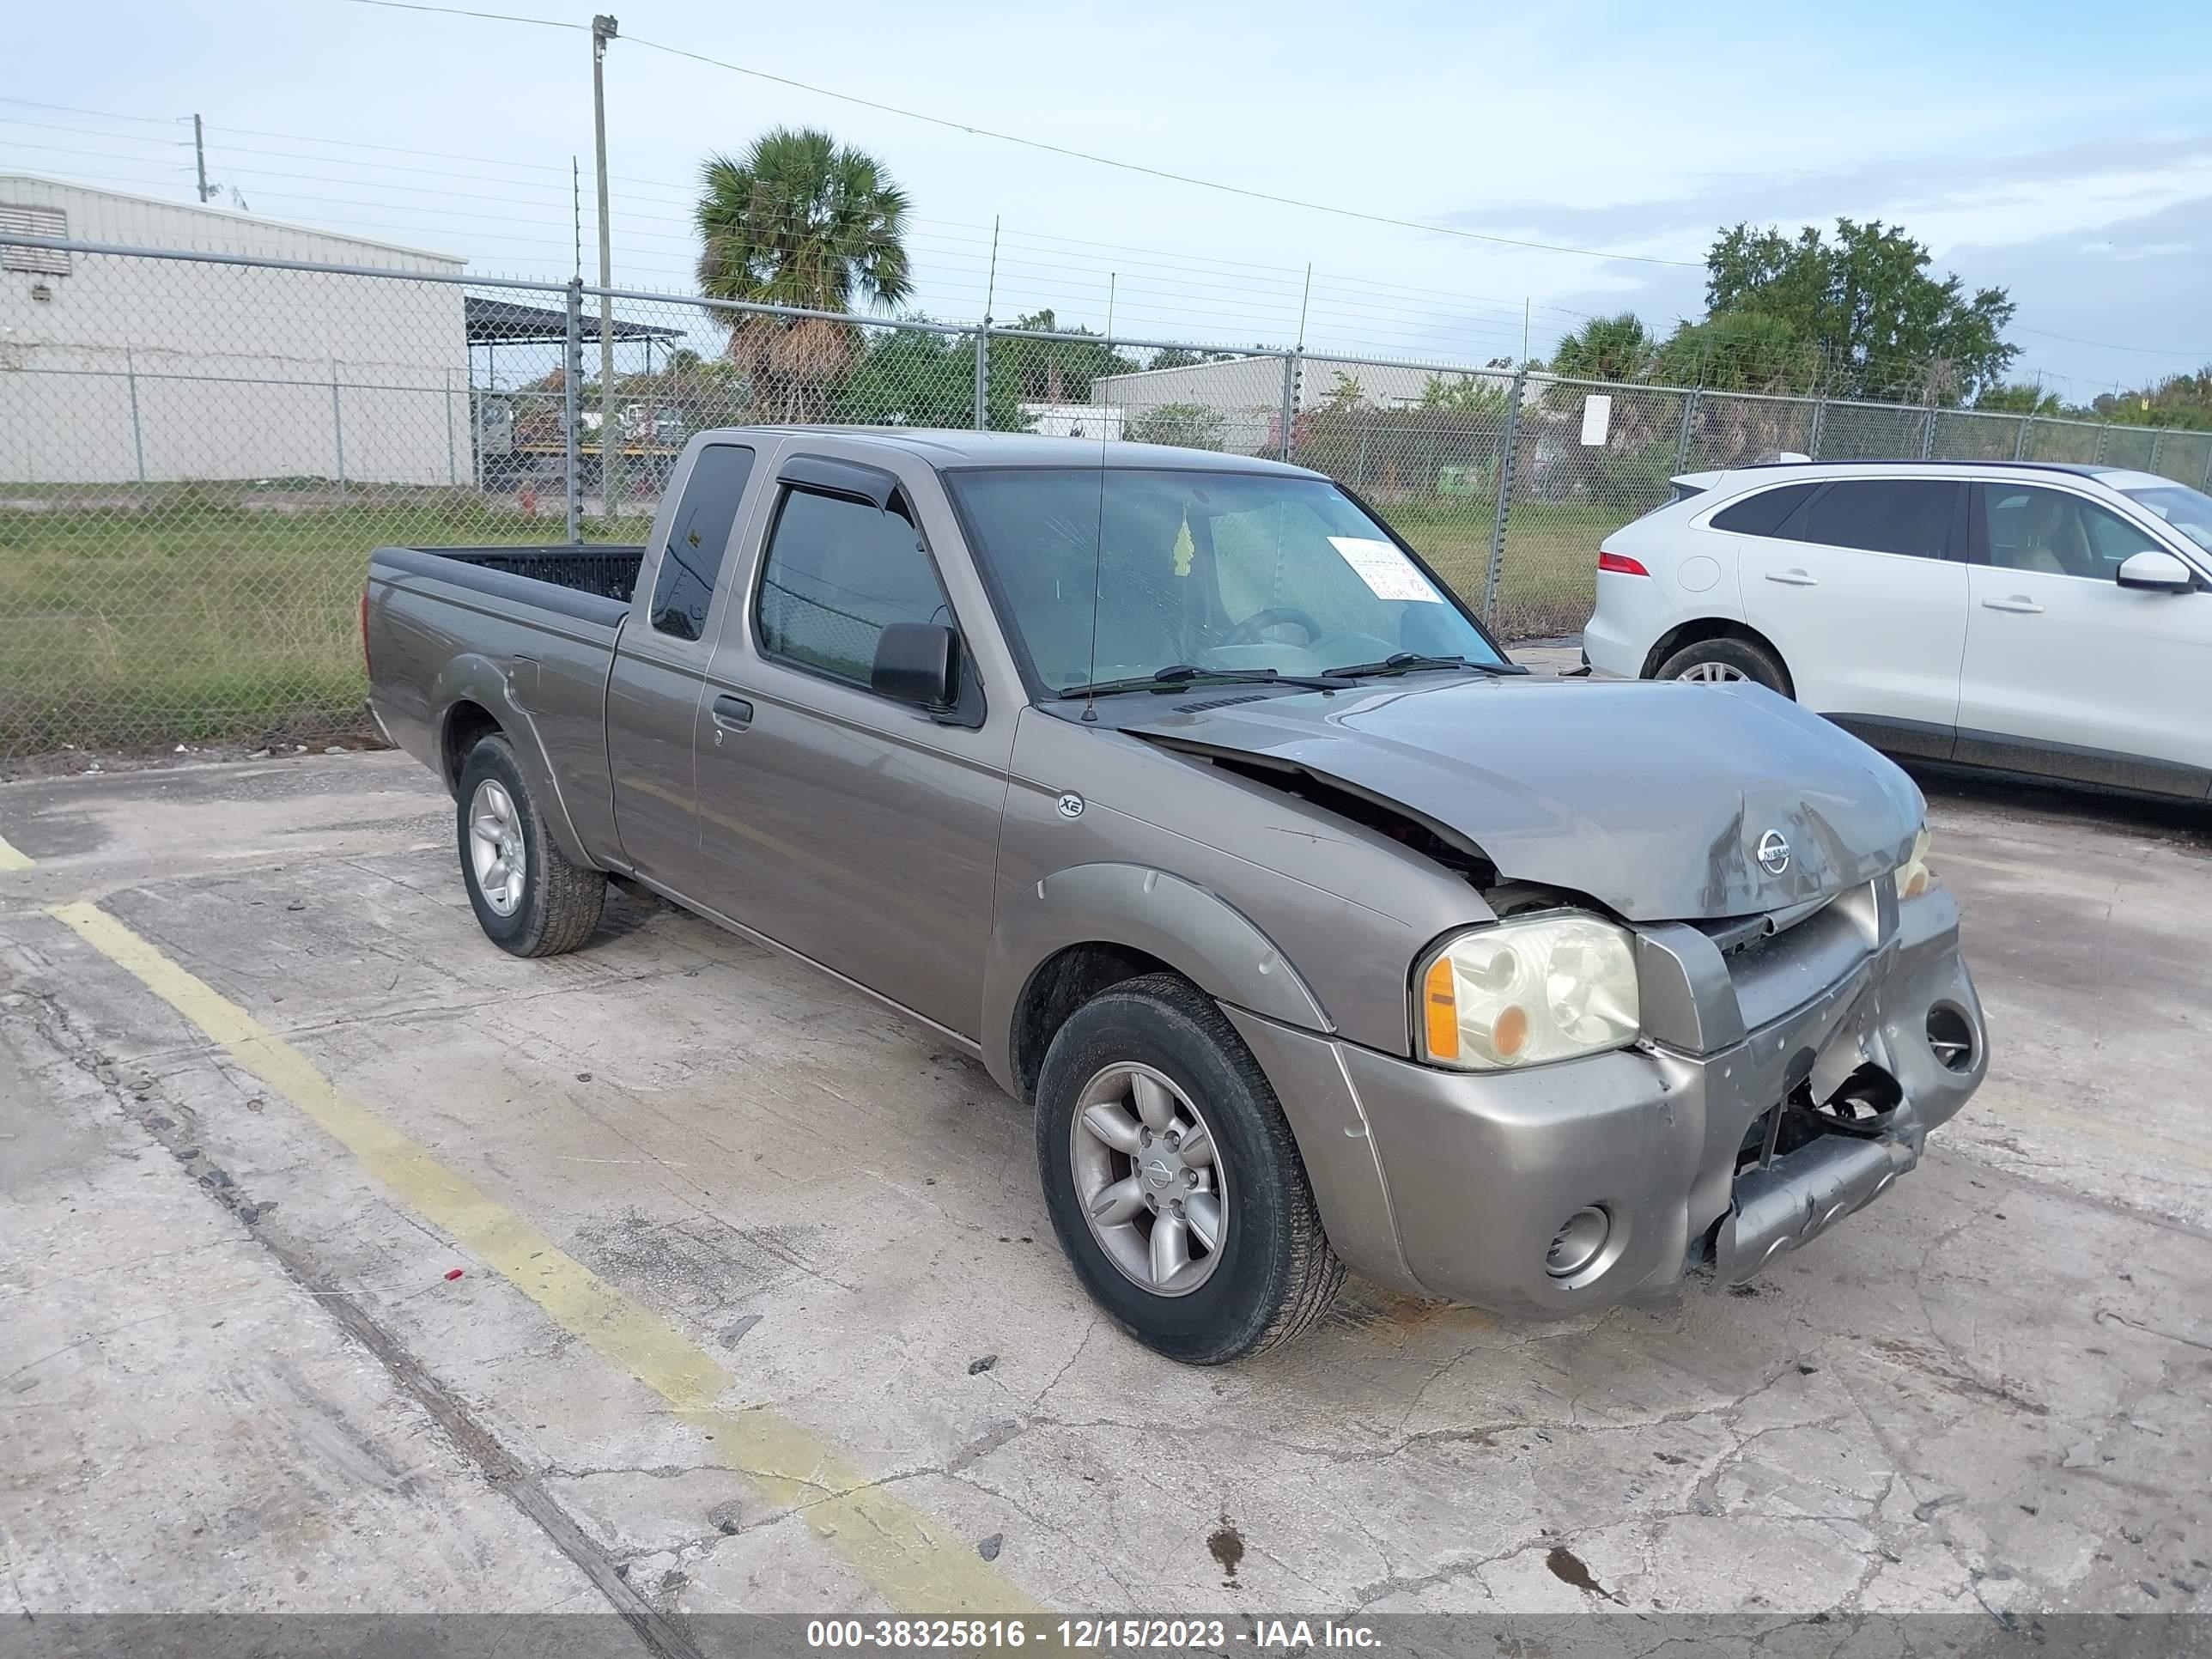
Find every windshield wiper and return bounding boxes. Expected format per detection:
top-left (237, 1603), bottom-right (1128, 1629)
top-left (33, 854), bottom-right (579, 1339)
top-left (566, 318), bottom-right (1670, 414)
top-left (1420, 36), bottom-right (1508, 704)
top-left (1317, 651), bottom-right (1528, 678)
top-left (1057, 664), bottom-right (1352, 700)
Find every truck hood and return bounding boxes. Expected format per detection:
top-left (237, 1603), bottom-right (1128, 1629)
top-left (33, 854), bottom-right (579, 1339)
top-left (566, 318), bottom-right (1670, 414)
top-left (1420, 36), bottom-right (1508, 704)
top-left (1127, 676), bottom-right (1923, 921)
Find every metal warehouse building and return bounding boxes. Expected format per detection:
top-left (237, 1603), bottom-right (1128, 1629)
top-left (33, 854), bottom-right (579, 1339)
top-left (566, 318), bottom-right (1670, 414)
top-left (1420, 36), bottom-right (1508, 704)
top-left (1, 175), bottom-right (471, 485)
top-left (1091, 355), bottom-right (1525, 454)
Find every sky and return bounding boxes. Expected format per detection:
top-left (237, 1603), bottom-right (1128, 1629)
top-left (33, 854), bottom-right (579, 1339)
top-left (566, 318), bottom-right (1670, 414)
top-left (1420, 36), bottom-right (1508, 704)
top-left (9, 0), bottom-right (2211, 403)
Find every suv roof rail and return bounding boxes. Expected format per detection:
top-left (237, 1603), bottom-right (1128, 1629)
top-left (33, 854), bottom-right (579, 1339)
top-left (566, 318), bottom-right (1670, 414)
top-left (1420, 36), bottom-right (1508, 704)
top-left (1723, 457), bottom-right (2110, 476)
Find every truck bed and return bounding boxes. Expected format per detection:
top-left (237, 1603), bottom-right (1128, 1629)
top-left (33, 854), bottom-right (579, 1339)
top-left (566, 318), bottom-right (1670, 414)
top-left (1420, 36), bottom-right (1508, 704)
top-left (375, 544), bottom-right (646, 608)
top-left (366, 543), bottom-right (650, 848)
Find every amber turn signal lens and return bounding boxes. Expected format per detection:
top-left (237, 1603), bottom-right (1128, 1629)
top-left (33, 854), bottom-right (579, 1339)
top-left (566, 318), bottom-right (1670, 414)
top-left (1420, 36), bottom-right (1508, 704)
top-left (1422, 955), bottom-right (1460, 1061)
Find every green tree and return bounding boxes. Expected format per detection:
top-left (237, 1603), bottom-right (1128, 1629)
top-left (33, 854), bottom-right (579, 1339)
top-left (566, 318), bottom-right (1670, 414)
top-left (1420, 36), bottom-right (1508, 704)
top-left (1702, 218), bottom-right (2017, 403)
top-left (1127, 403), bottom-right (1227, 449)
top-left (693, 127), bottom-right (913, 421)
top-left (2087, 367), bottom-right (2212, 430)
top-left (1974, 380), bottom-right (2064, 416)
top-left (1416, 373), bottom-right (1511, 416)
top-left (1653, 309), bottom-right (1826, 394)
top-left (992, 309), bottom-right (1139, 404)
top-left (832, 326), bottom-right (1024, 430)
top-left (1547, 313), bottom-right (1657, 382)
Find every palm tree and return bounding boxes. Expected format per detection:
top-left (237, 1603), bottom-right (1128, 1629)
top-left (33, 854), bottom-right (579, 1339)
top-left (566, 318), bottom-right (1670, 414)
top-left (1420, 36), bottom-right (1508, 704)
top-left (1549, 313), bottom-right (1657, 384)
top-left (694, 128), bottom-right (913, 421)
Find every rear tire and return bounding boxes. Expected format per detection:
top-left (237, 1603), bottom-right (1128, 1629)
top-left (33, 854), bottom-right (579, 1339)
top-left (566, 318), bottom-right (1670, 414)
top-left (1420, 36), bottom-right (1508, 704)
top-left (1656, 635), bottom-right (1791, 696)
top-left (455, 734), bottom-right (605, 957)
top-left (1035, 973), bottom-right (1343, 1364)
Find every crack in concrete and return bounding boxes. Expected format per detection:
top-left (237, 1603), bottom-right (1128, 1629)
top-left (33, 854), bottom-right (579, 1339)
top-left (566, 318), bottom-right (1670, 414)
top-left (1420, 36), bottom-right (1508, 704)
top-left (12, 978), bottom-right (714, 1659)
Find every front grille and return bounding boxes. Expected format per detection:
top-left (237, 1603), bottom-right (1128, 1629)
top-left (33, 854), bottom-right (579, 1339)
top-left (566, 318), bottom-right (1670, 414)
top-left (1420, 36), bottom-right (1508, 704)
top-left (1699, 884), bottom-right (1882, 1033)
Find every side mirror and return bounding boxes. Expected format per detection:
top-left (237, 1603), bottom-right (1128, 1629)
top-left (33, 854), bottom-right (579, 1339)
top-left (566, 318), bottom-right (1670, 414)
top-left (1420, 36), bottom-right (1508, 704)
top-left (871, 622), bottom-right (960, 708)
top-left (2116, 550), bottom-right (2196, 592)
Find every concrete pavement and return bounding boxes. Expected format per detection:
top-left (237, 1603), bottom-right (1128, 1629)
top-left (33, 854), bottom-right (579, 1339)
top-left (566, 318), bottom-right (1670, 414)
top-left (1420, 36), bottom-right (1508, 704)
top-left (2, 738), bottom-right (2207, 1620)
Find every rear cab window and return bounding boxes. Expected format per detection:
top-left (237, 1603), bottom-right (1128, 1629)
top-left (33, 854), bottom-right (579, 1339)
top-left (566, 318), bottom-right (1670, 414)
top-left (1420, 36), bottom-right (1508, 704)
top-left (650, 444), bottom-right (757, 641)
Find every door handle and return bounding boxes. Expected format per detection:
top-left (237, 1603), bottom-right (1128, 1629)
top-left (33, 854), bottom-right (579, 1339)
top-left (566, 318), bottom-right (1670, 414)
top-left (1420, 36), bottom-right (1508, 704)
top-left (1981, 597), bottom-right (2045, 615)
top-left (1764, 568), bottom-right (1819, 586)
top-left (710, 694), bottom-right (754, 732)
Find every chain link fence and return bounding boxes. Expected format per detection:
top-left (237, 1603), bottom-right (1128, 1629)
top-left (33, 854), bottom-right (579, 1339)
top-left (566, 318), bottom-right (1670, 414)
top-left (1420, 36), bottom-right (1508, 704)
top-left (6, 234), bottom-right (2209, 758)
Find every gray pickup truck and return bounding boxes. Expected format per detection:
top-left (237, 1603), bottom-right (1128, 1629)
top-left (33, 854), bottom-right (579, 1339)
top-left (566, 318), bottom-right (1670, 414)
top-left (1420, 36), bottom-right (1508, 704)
top-left (366, 427), bottom-right (1989, 1364)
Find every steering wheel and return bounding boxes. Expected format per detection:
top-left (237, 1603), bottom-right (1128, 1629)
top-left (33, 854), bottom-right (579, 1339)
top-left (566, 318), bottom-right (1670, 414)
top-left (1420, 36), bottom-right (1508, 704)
top-left (1224, 605), bottom-right (1326, 647)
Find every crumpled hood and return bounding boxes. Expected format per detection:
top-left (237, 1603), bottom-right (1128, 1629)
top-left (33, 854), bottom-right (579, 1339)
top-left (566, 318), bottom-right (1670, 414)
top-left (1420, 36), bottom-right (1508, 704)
top-left (1127, 676), bottom-right (1923, 921)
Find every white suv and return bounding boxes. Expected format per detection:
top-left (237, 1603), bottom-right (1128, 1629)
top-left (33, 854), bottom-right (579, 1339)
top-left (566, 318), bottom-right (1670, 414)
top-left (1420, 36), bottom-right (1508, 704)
top-left (1581, 461), bottom-right (2212, 799)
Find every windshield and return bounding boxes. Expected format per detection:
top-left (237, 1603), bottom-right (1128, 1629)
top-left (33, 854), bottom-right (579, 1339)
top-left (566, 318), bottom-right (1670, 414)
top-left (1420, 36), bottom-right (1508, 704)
top-left (945, 467), bottom-right (1504, 693)
top-left (2121, 483), bottom-right (2212, 553)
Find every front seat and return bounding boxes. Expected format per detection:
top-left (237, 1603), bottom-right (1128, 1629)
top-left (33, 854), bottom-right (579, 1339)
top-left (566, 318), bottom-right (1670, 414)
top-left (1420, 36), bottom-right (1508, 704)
top-left (2014, 495), bottom-right (2087, 577)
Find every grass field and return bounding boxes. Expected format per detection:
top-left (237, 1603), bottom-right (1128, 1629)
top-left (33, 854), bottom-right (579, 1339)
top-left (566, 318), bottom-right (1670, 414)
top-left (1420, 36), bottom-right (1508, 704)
top-left (1380, 496), bottom-right (1616, 641)
top-left (0, 484), bottom-right (1619, 755)
top-left (0, 488), bottom-right (655, 755)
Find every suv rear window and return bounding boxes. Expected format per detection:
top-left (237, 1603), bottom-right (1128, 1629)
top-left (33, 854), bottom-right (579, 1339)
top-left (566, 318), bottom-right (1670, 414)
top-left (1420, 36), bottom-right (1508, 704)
top-left (1799, 480), bottom-right (1960, 559)
top-left (1711, 483), bottom-right (1818, 537)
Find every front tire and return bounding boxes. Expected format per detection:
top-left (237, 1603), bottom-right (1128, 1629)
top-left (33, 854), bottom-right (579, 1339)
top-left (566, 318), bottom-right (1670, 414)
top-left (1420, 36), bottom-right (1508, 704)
top-left (1656, 635), bottom-right (1791, 696)
top-left (1036, 974), bottom-right (1343, 1364)
top-left (455, 734), bottom-right (606, 957)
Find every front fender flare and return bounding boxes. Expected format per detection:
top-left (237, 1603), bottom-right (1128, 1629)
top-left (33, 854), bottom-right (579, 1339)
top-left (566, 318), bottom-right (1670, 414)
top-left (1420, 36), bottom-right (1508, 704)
top-left (984, 862), bottom-right (1421, 1297)
top-left (431, 653), bottom-right (596, 870)
top-left (982, 861), bottom-right (1330, 1095)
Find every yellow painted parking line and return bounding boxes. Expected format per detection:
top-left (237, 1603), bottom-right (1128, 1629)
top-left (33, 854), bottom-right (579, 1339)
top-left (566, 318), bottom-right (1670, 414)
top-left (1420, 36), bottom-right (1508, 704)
top-left (0, 833), bottom-right (33, 872)
top-left (47, 899), bottom-right (1035, 1614)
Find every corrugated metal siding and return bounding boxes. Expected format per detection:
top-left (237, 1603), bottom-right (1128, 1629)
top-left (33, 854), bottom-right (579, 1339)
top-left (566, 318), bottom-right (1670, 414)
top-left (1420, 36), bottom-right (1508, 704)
top-left (0, 178), bottom-right (470, 483)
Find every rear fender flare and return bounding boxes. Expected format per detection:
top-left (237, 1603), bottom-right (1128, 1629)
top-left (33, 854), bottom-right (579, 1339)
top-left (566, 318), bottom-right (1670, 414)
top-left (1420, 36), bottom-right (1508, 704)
top-left (432, 653), bottom-right (595, 869)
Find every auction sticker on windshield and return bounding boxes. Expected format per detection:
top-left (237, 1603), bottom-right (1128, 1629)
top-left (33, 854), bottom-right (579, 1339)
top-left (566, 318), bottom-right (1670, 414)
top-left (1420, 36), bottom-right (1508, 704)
top-left (1327, 536), bottom-right (1445, 602)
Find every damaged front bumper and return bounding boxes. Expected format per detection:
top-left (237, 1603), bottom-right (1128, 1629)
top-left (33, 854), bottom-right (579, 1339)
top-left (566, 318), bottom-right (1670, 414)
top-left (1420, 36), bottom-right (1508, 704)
top-left (1236, 880), bottom-right (1986, 1318)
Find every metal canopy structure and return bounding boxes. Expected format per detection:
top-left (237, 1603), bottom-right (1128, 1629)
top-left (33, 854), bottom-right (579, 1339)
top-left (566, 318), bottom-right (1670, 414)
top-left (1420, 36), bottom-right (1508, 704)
top-left (465, 294), bottom-right (688, 398)
top-left (464, 294), bottom-right (679, 346)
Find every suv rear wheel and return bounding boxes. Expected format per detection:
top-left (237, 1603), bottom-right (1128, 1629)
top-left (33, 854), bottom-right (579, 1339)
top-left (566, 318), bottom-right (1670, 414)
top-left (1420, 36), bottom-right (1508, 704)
top-left (1656, 635), bottom-right (1790, 696)
top-left (1035, 973), bottom-right (1343, 1364)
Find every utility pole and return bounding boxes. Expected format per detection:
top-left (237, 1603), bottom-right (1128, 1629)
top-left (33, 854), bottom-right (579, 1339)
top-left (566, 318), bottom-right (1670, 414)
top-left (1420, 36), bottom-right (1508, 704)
top-left (193, 115), bottom-right (212, 203)
top-left (592, 14), bottom-right (619, 521)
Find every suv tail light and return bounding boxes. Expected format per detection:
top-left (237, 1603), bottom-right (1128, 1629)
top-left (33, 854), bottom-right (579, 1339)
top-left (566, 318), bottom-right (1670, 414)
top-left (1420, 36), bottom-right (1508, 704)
top-left (1598, 550), bottom-right (1649, 576)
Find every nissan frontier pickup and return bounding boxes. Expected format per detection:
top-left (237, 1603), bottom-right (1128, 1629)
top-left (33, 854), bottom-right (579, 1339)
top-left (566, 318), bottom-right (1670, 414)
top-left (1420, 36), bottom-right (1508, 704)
top-left (365, 428), bottom-right (1988, 1364)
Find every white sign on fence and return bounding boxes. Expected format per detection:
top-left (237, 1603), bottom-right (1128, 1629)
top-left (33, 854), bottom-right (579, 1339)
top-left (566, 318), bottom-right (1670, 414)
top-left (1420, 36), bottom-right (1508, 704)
top-left (1580, 394), bottom-right (1613, 447)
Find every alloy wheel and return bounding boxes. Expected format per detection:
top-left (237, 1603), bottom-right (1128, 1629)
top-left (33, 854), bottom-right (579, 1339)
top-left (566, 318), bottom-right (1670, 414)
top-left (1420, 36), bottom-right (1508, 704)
top-left (1068, 1062), bottom-right (1228, 1296)
top-left (467, 779), bottom-right (527, 917)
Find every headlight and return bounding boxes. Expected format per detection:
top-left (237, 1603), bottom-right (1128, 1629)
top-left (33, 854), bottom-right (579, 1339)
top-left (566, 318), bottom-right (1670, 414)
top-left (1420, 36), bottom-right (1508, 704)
top-left (1891, 827), bottom-right (1935, 903)
top-left (1415, 912), bottom-right (1641, 1072)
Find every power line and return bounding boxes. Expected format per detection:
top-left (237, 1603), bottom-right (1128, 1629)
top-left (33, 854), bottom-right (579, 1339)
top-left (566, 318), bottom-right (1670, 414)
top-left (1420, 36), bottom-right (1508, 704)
top-left (2011, 324), bottom-right (2211, 361)
top-left (331, 0), bottom-right (1699, 269)
top-left (337, 0), bottom-right (582, 28)
top-left (0, 96), bottom-right (189, 127)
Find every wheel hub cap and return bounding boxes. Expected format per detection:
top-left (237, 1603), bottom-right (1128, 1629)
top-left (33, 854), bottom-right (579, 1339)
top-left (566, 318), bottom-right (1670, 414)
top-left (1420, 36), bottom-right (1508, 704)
top-left (1068, 1063), bottom-right (1227, 1297)
top-left (467, 779), bottom-right (526, 917)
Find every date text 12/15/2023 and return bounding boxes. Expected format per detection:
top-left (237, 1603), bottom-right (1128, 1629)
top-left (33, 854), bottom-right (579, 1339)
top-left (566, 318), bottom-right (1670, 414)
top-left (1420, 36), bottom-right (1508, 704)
top-left (802, 1619), bottom-right (1383, 1650)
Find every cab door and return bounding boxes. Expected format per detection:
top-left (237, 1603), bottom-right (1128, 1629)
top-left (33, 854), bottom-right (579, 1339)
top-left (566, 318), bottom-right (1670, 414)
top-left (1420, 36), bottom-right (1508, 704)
top-left (605, 440), bottom-right (760, 888)
top-left (1956, 481), bottom-right (2212, 792)
top-left (1735, 477), bottom-right (1970, 758)
top-left (687, 447), bottom-right (1017, 1040)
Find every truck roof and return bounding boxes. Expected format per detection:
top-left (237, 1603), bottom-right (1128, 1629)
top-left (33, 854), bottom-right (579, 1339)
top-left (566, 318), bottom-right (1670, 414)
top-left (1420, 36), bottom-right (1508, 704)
top-left (709, 426), bottom-right (1327, 477)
